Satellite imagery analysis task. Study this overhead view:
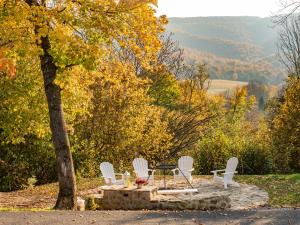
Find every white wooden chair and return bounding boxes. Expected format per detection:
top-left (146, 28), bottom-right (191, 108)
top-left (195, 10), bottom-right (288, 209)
top-left (132, 158), bottom-right (155, 184)
top-left (211, 157), bottom-right (239, 189)
top-left (172, 156), bottom-right (194, 183)
top-left (100, 162), bottom-right (124, 185)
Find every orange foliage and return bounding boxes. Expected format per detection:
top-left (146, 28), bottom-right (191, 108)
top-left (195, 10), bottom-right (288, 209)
top-left (0, 50), bottom-right (16, 77)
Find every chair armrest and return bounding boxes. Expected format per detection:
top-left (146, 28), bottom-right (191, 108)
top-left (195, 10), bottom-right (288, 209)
top-left (211, 169), bottom-right (225, 173)
top-left (222, 171), bottom-right (238, 175)
top-left (171, 168), bottom-right (179, 175)
top-left (188, 168), bottom-right (194, 172)
top-left (211, 169), bottom-right (225, 179)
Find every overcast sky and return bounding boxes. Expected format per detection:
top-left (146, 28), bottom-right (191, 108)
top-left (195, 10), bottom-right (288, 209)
top-left (156, 0), bottom-right (282, 17)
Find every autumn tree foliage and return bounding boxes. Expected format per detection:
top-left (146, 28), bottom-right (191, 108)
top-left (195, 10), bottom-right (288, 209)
top-left (0, 0), bottom-right (166, 209)
top-left (269, 77), bottom-right (300, 172)
top-left (267, 11), bottom-right (300, 173)
top-left (0, 50), bottom-right (16, 77)
top-left (72, 62), bottom-right (173, 176)
top-left (194, 88), bottom-right (273, 175)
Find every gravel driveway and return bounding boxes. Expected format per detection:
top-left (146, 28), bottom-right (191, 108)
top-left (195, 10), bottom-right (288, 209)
top-left (1, 209), bottom-right (300, 225)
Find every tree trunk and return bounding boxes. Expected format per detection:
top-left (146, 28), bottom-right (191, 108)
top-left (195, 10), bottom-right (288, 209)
top-left (23, 0), bottom-right (77, 210)
top-left (39, 35), bottom-right (77, 210)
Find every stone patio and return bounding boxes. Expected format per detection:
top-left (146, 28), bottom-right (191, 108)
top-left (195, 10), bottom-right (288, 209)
top-left (158, 178), bottom-right (269, 210)
top-left (85, 178), bottom-right (268, 211)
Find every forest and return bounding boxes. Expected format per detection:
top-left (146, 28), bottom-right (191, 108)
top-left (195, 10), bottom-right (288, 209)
top-left (0, 0), bottom-right (299, 211)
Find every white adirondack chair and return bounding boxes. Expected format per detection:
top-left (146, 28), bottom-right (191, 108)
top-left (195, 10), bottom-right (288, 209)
top-left (172, 156), bottom-right (194, 183)
top-left (211, 157), bottom-right (239, 189)
top-left (100, 162), bottom-right (124, 185)
top-left (132, 158), bottom-right (155, 184)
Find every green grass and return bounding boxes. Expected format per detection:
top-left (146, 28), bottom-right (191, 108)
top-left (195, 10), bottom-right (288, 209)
top-left (235, 174), bottom-right (300, 207)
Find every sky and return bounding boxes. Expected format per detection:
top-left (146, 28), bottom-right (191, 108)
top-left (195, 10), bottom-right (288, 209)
top-left (156, 0), bottom-right (283, 18)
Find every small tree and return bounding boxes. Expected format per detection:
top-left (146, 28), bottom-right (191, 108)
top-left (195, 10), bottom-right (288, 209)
top-left (181, 63), bottom-right (210, 109)
top-left (0, 0), bottom-right (165, 209)
top-left (278, 15), bottom-right (300, 76)
top-left (269, 6), bottom-right (300, 172)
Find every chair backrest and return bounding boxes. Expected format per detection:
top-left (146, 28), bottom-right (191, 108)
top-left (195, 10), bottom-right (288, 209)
top-left (225, 157), bottom-right (238, 180)
top-left (178, 156), bottom-right (193, 171)
top-left (133, 158), bottom-right (149, 178)
top-left (100, 162), bottom-right (116, 184)
top-left (178, 156), bottom-right (193, 175)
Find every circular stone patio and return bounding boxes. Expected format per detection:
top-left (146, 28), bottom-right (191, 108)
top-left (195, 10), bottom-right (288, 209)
top-left (84, 178), bottom-right (268, 211)
top-left (153, 178), bottom-right (269, 210)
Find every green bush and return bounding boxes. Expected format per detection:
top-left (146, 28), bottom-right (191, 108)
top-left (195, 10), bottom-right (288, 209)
top-left (86, 196), bottom-right (97, 210)
top-left (239, 145), bottom-right (273, 174)
top-left (0, 136), bottom-right (57, 191)
top-left (194, 122), bottom-right (273, 175)
top-left (194, 130), bottom-right (233, 174)
top-left (26, 176), bottom-right (38, 189)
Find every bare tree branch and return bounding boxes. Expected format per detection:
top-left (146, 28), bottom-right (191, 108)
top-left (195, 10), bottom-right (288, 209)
top-left (273, 0), bottom-right (300, 24)
top-left (278, 15), bottom-right (300, 76)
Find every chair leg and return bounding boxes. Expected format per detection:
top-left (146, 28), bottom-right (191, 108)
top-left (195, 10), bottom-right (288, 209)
top-left (224, 181), bottom-right (228, 189)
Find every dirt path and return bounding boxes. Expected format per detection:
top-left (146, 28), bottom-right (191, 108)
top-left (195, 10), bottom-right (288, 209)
top-left (1, 209), bottom-right (300, 225)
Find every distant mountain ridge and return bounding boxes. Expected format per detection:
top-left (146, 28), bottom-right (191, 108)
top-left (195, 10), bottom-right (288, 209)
top-left (166, 16), bottom-right (285, 84)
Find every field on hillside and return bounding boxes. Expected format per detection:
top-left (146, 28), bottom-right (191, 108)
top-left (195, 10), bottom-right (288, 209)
top-left (208, 79), bottom-right (248, 95)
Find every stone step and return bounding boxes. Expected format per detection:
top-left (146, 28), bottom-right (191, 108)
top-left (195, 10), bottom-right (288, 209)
top-left (157, 189), bottom-right (198, 195)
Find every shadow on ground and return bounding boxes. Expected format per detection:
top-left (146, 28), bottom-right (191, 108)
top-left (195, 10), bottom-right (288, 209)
top-left (1, 209), bottom-right (300, 225)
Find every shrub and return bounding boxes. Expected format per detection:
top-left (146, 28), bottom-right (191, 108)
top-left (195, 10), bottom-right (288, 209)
top-left (26, 176), bottom-right (37, 189)
top-left (239, 145), bottom-right (273, 174)
top-left (0, 136), bottom-right (57, 191)
top-left (86, 197), bottom-right (97, 210)
top-left (195, 131), bottom-right (232, 174)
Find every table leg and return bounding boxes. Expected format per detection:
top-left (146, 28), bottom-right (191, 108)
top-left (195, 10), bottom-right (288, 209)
top-left (164, 168), bottom-right (166, 189)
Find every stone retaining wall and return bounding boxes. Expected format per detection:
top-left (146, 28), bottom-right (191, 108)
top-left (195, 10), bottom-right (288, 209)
top-left (89, 185), bottom-right (231, 210)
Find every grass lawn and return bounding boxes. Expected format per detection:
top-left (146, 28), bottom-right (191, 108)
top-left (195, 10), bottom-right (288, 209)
top-left (236, 174), bottom-right (300, 208)
top-left (0, 174), bottom-right (299, 211)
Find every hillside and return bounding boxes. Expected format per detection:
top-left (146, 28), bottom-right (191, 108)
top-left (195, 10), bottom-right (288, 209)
top-left (166, 16), bottom-right (286, 84)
